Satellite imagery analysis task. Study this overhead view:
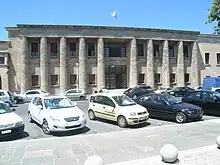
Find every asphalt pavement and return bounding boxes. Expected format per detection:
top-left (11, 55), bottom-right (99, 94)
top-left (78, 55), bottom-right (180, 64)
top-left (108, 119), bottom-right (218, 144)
top-left (2, 101), bottom-right (220, 141)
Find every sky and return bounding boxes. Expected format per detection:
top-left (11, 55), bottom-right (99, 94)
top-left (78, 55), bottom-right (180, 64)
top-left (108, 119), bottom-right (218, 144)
top-left (0, 0), bottom-right (215, 40)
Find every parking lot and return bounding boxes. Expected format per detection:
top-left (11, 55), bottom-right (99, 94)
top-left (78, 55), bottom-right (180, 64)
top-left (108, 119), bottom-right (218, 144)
top-left (0, 100), bottom-right (218, 141)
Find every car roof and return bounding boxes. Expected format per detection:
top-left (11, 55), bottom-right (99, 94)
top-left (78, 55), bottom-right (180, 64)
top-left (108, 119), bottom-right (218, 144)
top-left (138, 93), bottom-right (169, 97)
top-left (91, 92), bottom-right (126, 97)
top-left (35, 95), bottom-right (67, 99)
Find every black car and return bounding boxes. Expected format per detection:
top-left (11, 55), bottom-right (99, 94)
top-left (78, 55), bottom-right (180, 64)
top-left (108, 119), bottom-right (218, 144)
top-left (124, 85), bottom-right (154, 99)
top-left (167, 87), bottom-right (195, 97)
top-left (182, 90), bottom-right (220, 116)
top-left (136, 93), bottom-right (203, 123)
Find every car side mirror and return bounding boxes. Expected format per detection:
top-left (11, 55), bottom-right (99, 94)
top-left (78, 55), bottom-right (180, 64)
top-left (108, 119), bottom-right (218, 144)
top-left (37, 105), bottom-right (43, 109)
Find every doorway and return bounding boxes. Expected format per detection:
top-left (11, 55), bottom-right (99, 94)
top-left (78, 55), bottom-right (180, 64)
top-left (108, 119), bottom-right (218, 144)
top-left (116, 74), bottom-right (122, 89)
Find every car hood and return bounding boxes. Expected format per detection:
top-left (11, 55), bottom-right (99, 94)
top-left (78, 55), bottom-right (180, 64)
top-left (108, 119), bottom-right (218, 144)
top-left (120, 104), bottom-right (147, 113)
top-left (170, 102), bottom-right (201, 110)
top-left (47, 107), bottom-right (84, 118)
top-left (0, 112), bottom-right (23, 125)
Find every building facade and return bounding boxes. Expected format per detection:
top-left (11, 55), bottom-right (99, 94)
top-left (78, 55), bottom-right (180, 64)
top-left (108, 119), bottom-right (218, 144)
top-left (0, 24), bottom-right (219, 94)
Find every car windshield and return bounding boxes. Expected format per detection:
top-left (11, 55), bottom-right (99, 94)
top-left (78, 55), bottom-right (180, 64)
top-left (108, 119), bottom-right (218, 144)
top-left (164, 94), bottom-right (181, 104)
top-left (0, 103), bottom-right (12, 114)
top-left (213, 92), bottom-right (220, 98)
top-left (112, 95), bottom-right (136, 106)
top-left (44, 98), bottom-right (75, 109)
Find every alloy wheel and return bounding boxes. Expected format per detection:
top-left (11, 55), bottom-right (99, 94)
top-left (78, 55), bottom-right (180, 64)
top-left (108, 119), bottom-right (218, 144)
top-left (28, 112), bottom-right (33, 123)
top-left (88, 110), bottom-right (96, 120)
top-left (117, 116), bottom-right (128, 128)
top-left (176, 112), bottom-right (186, 123)
top-left (42, 120), bottom-right (50, 134)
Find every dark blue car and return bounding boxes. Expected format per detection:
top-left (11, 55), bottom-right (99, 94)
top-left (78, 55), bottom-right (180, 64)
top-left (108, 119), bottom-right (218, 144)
top-left (135, 93), bottom-right (203, 123)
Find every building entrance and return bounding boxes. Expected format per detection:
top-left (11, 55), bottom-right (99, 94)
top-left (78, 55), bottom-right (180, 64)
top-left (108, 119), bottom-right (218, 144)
top-left (105, 65), bottom-right (127, 89)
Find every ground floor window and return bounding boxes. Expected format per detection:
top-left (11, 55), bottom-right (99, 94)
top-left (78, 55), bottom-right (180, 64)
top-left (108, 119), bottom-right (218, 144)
top-left (88, 74), bottom-right (96, 84)
top-left (155, 73), bottom-right (161, 84)
top-left (138, 74), bottom-right (145, 84)
top-left (70, 74), bottom-right (77, 85)
top-left (31, 75), bottom-right (39, 87)
top-left (170, 73), bottom-right (176, 83)
top-left (184, 73), bottom-right (190, 83)
top-left (51, 75), bottom-right (59, 86)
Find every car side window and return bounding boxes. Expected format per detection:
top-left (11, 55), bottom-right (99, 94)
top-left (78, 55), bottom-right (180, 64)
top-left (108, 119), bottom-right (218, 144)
top-left (32, 97), bottom-right (39, 105)
top-left (153, 96), bottom-right (166, 104)
top-left (67, 90), bottom-right (76, 94)
top-left (93, 96), bottom-right (103, 104)
top-left (187, 92), bottom-right (201, 99)
top-left (202, 92), bottom-right (215, 100)
top-left (216, 89), bottom-right (220, 93)
top-left (102, 96), bottom-right (115, 107)
top-left (26, 91), bottom-right (40, 95)
top-left (36, 98), bottom-right (43, 106)
top-left (75, 90), bottom-right (82, 93)
top-left (139, 96), bottom-right (153, 102)
top-left (0, 92), bottom-right (5, 96)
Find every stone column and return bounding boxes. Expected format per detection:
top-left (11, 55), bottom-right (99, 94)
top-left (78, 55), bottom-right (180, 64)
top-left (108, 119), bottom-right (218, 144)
top-left (97, 38), bottom-right (105, 90)
top-left (129, 38), bottom-right (137, 87)
top-left (176, 41), bottom-right (185, 86)
top-left (191, 41), bottom-right (200, 86)
top-left (40, 37), bottom-right (49, 92)
top-left (146, 39), bottom-right (155, 89)
top-left (162, 40), bottom-right (170, 88)
top-left (60, 37), bottom-right (68, 93)
top-left (20, 36), bottom-right (28, 93)
top-left (79, 37), bottom-right (87, 91)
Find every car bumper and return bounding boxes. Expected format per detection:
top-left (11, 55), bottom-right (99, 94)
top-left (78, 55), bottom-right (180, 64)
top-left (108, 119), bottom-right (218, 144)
top-left (0, 125), bottom-right (25, 137)
top-left (127, 115), bottom-right (149, 125)
top-left (186, 112), bottom-right (203, 120)
top-left (49, 118), bottom-right (87, 132)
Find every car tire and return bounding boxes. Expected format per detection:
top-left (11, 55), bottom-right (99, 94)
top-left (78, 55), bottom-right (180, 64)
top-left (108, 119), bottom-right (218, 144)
top-left (132, 95), bottom-right (138, 99)
top-left (79, 96), bottom-right (85, 100)
top-left (117, 115), bottom-right (128, 128)
top-left (28, 112), bottom-right (33, 123)
top-left (175, 112), bottom-right (186, 123)
top-left (42, 119), bottom-right (51, 135)
top-left (88, 110), bottom-right (96, 120)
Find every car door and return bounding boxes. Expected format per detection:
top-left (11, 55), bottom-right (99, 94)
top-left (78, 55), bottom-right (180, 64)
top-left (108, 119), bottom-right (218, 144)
top-left (182, 91), bottom-right (202, 106)
top-left (92, 95), bottom-right (105, 118)
top-left (201, 91), bottom-right (219, 115)
top-left (34, 98), bottom-right (44, 123)
top-left (29, 97), bottom-right (38, 120)
top-left (136, 95), bottom-right (155, 116)
top-left (65, 89), bottom-right (77, 100)
top-left (25, 91), bottom-right (40, 102)
top-left (101, 96), bottom-right (116, 121)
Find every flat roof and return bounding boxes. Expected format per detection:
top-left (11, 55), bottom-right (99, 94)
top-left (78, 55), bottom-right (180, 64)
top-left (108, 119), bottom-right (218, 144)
top-left (5, 24), bottom-right (200, 35)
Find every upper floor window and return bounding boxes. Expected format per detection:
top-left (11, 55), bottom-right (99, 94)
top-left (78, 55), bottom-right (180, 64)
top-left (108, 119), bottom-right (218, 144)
top-left (205, 53), bottom-right (210, 65)
top-left (217, 53), bottom-right (220, 65)
top-left (88, 43), bottom-right (95, 57)
top-left (169, 45), bottom-right (175, 58)
top-left (68, 42), bottom-right (76, 56)
top-left (153, 44), bottom-right (160, 58)
top-left (183, 45), bottom-right (189, 58)
top-left (0, 57), bottom-right (5, 64)
top-left (137, 44), bottom-right (144, 56)
top-left (50, 43), bottom-right (58, 56)
top-left (104, 44), bottom-right (126, 57)
top-left (31, 42), bottom-right (39, 57)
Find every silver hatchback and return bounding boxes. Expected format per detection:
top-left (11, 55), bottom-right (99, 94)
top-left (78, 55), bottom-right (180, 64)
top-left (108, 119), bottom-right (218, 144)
top-left (64, 89), bottom-right (87, 101)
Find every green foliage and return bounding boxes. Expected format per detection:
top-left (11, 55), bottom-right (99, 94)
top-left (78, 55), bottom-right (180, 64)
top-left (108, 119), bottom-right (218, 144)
top-left (206, 0), bottom-right (220, 34)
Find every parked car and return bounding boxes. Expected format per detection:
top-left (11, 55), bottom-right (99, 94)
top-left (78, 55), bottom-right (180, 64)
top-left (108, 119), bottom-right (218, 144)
top-left (167, 87), bottom-right (195, 97)
top-left (211, 87), bottom-right (220, 93)
top-left (135, 93), bottom-right (203, 123)
top-left (16, 89), bottom-right (50, 102)
top-left (64, 89), bottom-right (87, 101)
top-left (0, 90), bottom-right (15, 107)
top-left (88, 93), bottom-right (149, 128)
top-left (182, 90), bottom-right (220, 116)
top-left (154, 87), bottom-right (172, 94)
top-left (0, 101), bottom-right (24, 137)
top-left (14, 95), bottom-right (25, 104)
top-left (124, 85), bottom-right (154, 99)
top-left (28, 95), bottom-right (86, 134)
top-left (194, 86), bottom-right (203, 91)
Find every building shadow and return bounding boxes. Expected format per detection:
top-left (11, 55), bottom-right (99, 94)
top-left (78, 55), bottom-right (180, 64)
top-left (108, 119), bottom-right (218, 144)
top-left (0, 131), bottom-right (29, 142)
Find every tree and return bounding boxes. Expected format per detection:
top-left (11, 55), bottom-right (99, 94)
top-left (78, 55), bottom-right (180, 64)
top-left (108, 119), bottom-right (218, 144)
top-left (206, 0), bottom-right (220, 34)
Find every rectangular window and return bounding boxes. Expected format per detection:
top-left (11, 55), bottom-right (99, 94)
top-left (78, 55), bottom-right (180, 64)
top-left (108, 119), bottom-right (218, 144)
top-left (70, 74), bottom-right (77, 85)
top-left (88, 43), bottom-right (95, 57)
top-left (50, 43), bottom-right (58, 56)
top-left (205, 53), bottom-right (210, 64)
top-left (170, 73), bottom-right (176, 83)
top-left (153, 44), bottom-right (160, 58)
top-left (154, 74), bottom-right (161, 83)
top-left (217, 53), bottom-right (220, 64)
top-left (88, 74), bottom-right (96, 84)
top-left (0, 57), bottom-right (5, 64)
top-left (50, 75), bottom-right (59, 85)
top-left (138, 74), bottom-right (145, 84)
top-left (68, 42), bottom-right (76, 56)
top-left (184, 73), bottom-right (190, 83)
top-left (105, 44), bottom-right (126, 57)
top-left (137, 44), bottom-right (144, 56)
top-left (31, 75), bottom-right (39, 87)
top-left (169, 45), bottom-right (175, 58)
top-left (31, 43), bottom-right (39, 56)
top-left (183, 45), bottom-right (189, 58)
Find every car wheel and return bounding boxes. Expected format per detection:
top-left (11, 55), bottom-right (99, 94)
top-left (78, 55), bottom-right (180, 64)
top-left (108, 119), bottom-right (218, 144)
top-left (88, 110), bottom-right (96, 120)
top-left (132, 95), bottom-right (137, 99)
top-left (175, 112), bottom-right (186, 123)
top-left (79, 96), bottom-right (85, 100)
top-left (42, 120), bottom-right (51, 135)
top-left (117, 115), bottom-right (128, 128)
top-left (28, 112), bottom-right (33, 123)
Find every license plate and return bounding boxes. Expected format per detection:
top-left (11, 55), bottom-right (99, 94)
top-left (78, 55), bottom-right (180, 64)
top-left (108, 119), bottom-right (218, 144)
top-left (140, 117), bottom-right (147, 120)
top-left (1, 130), bottom-right (11, 134)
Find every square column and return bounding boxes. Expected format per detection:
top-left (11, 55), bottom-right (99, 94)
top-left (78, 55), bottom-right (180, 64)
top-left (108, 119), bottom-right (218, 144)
top-left (176, 41), bottom-right (185, 86)
top-left (129, 38), bottom-right (138, 87)
top-left (97, 38), bottom-right (105, 90)
top-left (79, 37), bottom-right (87, 91)
top-left (191, 41), bottom-right (200, 86)
top-left (162, 40), bottom-right (170, 88)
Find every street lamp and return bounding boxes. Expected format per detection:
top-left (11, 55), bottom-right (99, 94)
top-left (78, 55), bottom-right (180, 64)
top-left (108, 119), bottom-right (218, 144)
top-left (76, 62), bottom-right (79, 89)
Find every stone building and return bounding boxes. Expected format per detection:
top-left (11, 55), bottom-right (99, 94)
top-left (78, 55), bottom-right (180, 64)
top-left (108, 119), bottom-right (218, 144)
top-left (0, 24), bottom-right (219, 94)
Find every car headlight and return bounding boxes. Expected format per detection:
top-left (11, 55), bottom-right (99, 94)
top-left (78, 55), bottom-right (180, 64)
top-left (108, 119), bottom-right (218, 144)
top-left (50, 116), bottom-right (60, 122)
top-left (16, 121), bottom-right (24, 126)
top-left (130, 112), bottom-right (137, 116)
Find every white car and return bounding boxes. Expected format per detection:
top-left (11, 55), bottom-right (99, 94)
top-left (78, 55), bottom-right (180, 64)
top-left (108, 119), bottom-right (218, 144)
top-left (64, 89), bottom-right (87, 101)
top-left (28, 95), bottom-right (86, 134)
top-left (0, 90), bottom-right (15, 107)
top-left (0, 101), bottom-right (24, 137)
top-left (88, 93), bottom-right (149, 128)
top-left (154, 87), bottom-right (172, 94)
top-left (16, 89), bottom-right (50, 102)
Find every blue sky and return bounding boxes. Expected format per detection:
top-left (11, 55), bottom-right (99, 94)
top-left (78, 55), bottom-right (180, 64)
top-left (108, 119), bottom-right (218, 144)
top-left (0, 0), bottom-right (215, 40)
